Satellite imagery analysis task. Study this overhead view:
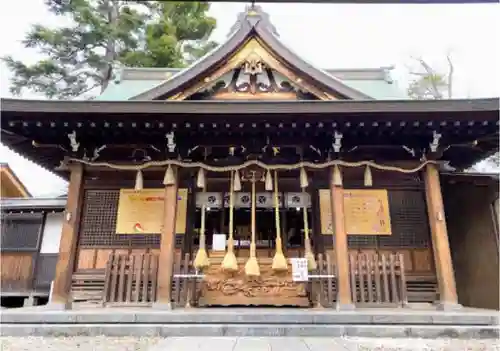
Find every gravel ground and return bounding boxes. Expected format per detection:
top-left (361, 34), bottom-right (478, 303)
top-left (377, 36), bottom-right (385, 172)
top-left (0, 336), bottom-right (499, 351)
top-left (0, 337), bottom-right (162, 351)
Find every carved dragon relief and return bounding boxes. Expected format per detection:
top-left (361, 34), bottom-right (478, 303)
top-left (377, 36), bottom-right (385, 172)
top-left (170, 38), bottom-right (336, 101)
top-left (198, 259), bottom-right (309, 306)
top-left (202, 273), bottom-right (307, 298)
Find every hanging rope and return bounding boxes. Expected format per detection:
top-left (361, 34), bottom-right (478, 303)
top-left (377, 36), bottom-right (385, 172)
top-left (193, 202), bottom-right (210, 269)
top-left (299, 167), bottom-right (316, 271)
top-left (67, 158), bottom-right (439, 174)
top-left (244, 172), bottom-right (260, 277)
top-left (302, 192), bottom-right (316, 271)
top-left (222, 170), bottom-right (238, 272)
top-left (271, 171), bottom-right (287, 271)
top-left (193, 170), bottom-right (209, 270)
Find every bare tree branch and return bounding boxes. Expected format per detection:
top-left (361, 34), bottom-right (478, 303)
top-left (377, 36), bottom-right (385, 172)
top-left (446, 52), bottom-right (454, 99)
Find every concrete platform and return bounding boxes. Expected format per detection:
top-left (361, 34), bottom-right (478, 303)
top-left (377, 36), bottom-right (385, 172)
top-left (1, 307), bottom-right (498, 338)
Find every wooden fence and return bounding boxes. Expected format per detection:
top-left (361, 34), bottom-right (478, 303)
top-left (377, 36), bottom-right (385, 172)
top-left (102, 252), bottom-right (158, 306)
top-left (349, 252), bottom-right (407, 306)
top-left (310, 253), bottom-right (337, 308)
top-left (171, 253), bottom-right (198, 308)
top-left (70, 250), bottom-right (423, 308)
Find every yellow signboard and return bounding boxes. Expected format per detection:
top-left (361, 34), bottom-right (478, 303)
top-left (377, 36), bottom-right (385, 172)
top-left (343, 189), bottom-right (391, 235)
top-left (115, 188), bottom-right (188, 234)
top-left (319, 189), bottom-right (392, 235)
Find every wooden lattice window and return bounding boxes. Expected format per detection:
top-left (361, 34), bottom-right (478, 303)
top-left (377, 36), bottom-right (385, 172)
top-left (78, 190), bottom-right (160, 248)
top-left (1, 213), bottom-right (43, 251)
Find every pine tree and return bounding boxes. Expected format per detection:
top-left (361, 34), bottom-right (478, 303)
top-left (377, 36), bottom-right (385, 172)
top-left (121, 2), bottom-right (217, 68)
top-left (3, 0), bottom-right (217, 100)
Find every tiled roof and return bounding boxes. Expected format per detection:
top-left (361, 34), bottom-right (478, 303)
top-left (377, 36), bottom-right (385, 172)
top-left (96, 67), bottom-right (408, 101)
top-left (1, 197), bottom-right (67, 210)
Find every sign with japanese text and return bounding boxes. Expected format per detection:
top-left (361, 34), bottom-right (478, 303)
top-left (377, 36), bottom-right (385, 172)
top-left (115, 188), bottom-right (187, 234)
top-left (291, 258), bottom-right (309, 282)
top-left (319, 189), bottom-right (392, 235)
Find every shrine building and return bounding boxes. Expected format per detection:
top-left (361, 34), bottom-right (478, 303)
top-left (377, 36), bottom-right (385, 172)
top-left (1, 6), bottom-right (498, 311)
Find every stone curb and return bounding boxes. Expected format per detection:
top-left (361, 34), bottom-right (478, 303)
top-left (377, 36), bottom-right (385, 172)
top-left (0, 311), bottom-right (496, 325)
top-left (0, 324), bottom-right (498, 338)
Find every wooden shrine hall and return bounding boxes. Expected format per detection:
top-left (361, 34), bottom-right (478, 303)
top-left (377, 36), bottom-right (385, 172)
top-left (1, 6), bottom-right (498, 311)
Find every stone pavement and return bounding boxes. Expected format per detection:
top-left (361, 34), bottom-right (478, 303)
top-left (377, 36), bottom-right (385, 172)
top-left (1, 336), bottom-right (499, 351)
top-left (152, 337), bottom-right (499, 350)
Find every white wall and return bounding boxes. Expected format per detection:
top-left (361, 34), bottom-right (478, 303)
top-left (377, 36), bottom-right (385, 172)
top-left (40, 212), bottom-right (63, 254)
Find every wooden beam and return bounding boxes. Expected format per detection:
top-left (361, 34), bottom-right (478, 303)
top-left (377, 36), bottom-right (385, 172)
top-left (329, 167), bottom-right (354, 309)
top-left (153, 166), bottom-right (179, 309)
top-left (424, 164), bottom-right (460, 309)
top-left (49, 163), bottom-right (83, 309)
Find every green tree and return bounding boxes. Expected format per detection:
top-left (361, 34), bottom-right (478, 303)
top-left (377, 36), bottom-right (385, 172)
top-left (3, 0), bottom-right (217, 100)
top-left (122, 2), bottom-right (217, 68)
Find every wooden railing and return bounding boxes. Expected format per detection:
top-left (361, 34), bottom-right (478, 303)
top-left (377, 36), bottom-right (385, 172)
top-left (310, 253), bottom-right (337, 308)
top-left (71, 269), bottom-right (106, 304)
top-left (102, 252), bottom-right (158, 306)
top-left (349, 252), bottom-right (407, 306)
top-left (69, 250), bottom-right (424, 308)
top-left (171, 253), bottom-right (198, 308)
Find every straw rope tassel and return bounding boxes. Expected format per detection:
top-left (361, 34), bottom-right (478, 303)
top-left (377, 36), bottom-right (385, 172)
top-left (364, 165), bottom-right (373, 187)
top-left (134, 170), bottom-right (143, 191)
top-left (196, 168), bottom-right (206, 189)
top-left (272, 171), bottom-right (288, 271)
top-left (300, 167), bottom-right (309, 189)
top-left (163, 165), bottom-right (175, 185)
top-left (194, 201), bottom-right (210, 270)
top-left (222, 171), bottom-right (238, 272)
top-left (302, 197), bottom-right (317, 271)
top-left (233, 169), bottom-right (242, 191)
top-left (333, 165), bottom-right (343, 186)
top-left (265, 170), bottom-right (273, 191)
top-left (245, 174), bottom-right (260, 277)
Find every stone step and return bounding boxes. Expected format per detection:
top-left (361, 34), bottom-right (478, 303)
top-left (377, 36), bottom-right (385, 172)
top-left (1, 323), bottom-right (499, 338)
top-left (1, 309), bottom-right (497, 326)
top-left (2, 308), bottom-right (497, 338)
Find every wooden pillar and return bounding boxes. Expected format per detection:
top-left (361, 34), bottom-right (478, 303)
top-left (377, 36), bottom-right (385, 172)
top-left (154, 166), bottom-right (179, 309)
top-left (424, 164), bottom-right (460, 310)
top-left (329, 167), bottom-right (354, 309)
top-left (49, 163), bottom-right (83, 309)
top-left (183, 176), bottom-right (196, 256)
top-left (310, 183), bottom-right (322, 255)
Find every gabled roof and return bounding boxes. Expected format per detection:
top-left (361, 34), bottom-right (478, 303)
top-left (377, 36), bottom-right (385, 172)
top-left (130, 6), bottom-right (372, 101)
top-left (0, 163), bottom-right (31, 198)
top-left (96, 66), bottom-right (408, 101)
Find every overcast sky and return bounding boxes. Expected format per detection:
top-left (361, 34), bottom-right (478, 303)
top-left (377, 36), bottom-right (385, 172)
top-left (0, 2), bottom-right (498, 196)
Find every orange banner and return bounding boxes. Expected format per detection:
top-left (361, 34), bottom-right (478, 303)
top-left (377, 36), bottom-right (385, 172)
top-left (115, 188), bottom-right (188, 234)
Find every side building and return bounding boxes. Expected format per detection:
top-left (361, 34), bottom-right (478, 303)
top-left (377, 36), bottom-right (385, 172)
top-left (0, 166), bottom-right (65, 307)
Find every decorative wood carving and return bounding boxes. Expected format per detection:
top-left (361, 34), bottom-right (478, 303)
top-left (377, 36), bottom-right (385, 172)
top-left (171, 39), bottom-right (336, 101)
top-left (198, 256), bottom-right (310, 306)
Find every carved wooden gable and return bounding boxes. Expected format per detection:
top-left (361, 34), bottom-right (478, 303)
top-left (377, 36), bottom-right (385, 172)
top-left (170, 39), bottom-right (334, 101)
